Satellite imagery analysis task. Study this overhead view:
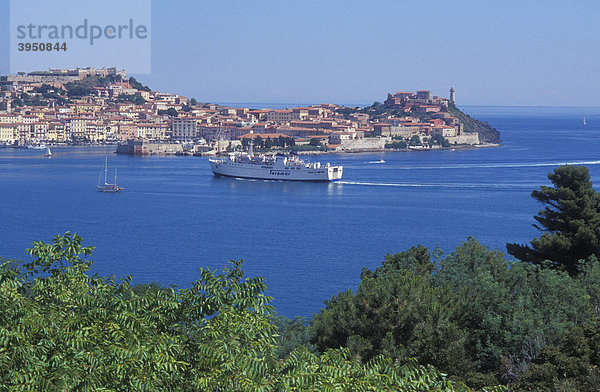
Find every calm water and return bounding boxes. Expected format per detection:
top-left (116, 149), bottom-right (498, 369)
top-left (1, 106), bottom-right (600, 317)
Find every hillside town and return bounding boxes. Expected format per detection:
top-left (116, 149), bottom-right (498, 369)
top-left (0, 67), bottom-right (488, 154)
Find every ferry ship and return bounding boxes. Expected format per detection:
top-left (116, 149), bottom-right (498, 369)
top-left (209, 139), bottom-right (342, 181)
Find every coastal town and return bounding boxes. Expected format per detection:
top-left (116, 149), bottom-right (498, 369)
top-left (0, 67), bottom-right (497, 155)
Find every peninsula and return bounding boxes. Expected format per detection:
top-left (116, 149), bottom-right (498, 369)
top-left (0, 67), bottom-right (499, 154)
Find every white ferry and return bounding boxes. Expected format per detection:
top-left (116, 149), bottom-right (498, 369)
top-left (209, 139), bottom-right (343, 182)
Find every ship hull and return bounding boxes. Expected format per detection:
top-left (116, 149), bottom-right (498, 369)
top-left (209, 159), bottom-right (343, 181)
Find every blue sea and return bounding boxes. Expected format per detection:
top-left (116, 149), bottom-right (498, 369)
top-left (1, 106), bottom-right (599, 317)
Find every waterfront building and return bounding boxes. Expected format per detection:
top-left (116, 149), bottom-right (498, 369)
top-left (66, 118), bottom-right (88, 140)
top-left (118, 123), bottom-right (139, 141)
top-left (137, 123), bottom-right (168, 140)
top-left (0, 114), bottom-right (20, 123)
top-left (46, 122), bottom-right (67, 142)
top-left (0, 124), bottom-right (17, 143)
top-left (171, 118), bottom-right (198, 140)
top-left (31, 122), bottom-right (49, 141)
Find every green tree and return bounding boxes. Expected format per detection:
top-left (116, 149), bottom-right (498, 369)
top-left (0, 232), bottom-right (185, 390)
top-left (271, 314), bottom-right (317, 359)
top-left (430, 133), bottom-right (450, 147)
top-left (385, 140), bottom-right (407, 149)
top-left (372, 244), bottom-right (437, 277)
top-left (309, 137), bottom-right (322, 146)
top-left (65, 84), bottom-right (92, 97)
top-left (437, 238), bottom-right (592, 384)
top-left (515, 320), bottom-right (600, 392)
top-left (507, 165), bottom-right (600, 276)
top-left (577, 255), bottom-right (600, 318)
top-left (255, 135), bottom-right (264, 149)
top-left (409, 135), bottom-right (422, 146)
top-left (158, 108), bottom-right (179, 117)
top-left (311, 266), bottom-right (473, 378)
top-left (0, 233), bottom-right (501, 391)
top-left (128, 76), bottom-right (151, 92)
top-left (133, 95), bottom-right (146, 105)
top-left (265, 137), bottom-right (273, 149)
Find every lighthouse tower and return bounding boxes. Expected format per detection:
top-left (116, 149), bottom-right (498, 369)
top-left (450, 86), bottom-right (456, 105)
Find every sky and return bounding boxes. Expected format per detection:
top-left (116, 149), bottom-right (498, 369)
top-left (1, 0), bottom-right (599, 106)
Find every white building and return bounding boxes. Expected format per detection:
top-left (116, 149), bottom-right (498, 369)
top-left (171, 118), bottom-right (198, 140)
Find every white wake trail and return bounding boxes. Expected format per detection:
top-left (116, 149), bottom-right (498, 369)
top-left (337, 181), bottom-right (531, 189)
top-left (392, 160), bottom-right (600, 170)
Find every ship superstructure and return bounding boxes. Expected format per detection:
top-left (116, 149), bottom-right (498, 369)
top-left (209, 152), bottom-right (343, 181)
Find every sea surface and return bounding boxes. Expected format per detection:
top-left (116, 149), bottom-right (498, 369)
top-left (1, 106), bottom-right (599, 317)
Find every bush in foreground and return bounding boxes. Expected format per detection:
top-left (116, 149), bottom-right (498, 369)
top-left (0, 232), bottom-right (502, 391)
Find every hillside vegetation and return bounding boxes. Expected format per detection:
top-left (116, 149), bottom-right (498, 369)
top-left (448, 103), bottom-right (501, 143)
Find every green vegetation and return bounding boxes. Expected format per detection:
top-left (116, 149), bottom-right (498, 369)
top-left (515, 319), bottom-right (600, 391)
top-left (289, 144), bottom-right (329, 152)
top-left (429, 133), bottom-right (450, 147)
top-left (19, 92), bottom-right (48, 107)
top-left (312, 238), bottom-right (600, 390)
top-left (128, 76), bottom-right (151, 92)
top-left (242, 136), bottom-right (328, 153)
top-left (64, 74), bottom-right (124, 97)
top-left (447, 103), bottom-right (500, 143)
top-left (0, 233), bottom-right (496, 391)
top-left (507, 165), bottom-right (600, 276)
top-left (158, 108), bottom-right (179, 117)
top-left (309, 165), bottom-right (600, 390)
top-left (242, 136), bottom-right (295, 151)
top-left (338, 101), bottom-right (499, 144)
top-left (385, 140), bottom-right (407, 149)
top-left (409, 135), bottom-right (422, 146)
top-left (118, 94), bottom-right (147, 105)
top-left (34, 84), bottom-right (67, 101)
top-left (340, 101), bottom-right (406, 122)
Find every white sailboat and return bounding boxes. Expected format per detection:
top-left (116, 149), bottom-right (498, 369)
top-left (97, 156), bottom-right (124, 192)
top-left (44, 146), bottom-right (52, 157)
top-left (583, 117), bottom-right (587, 126)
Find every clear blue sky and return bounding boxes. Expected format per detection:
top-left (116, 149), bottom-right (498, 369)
top-left (1, 0), bottom-right (599, 106)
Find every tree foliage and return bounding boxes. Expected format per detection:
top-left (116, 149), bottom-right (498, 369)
top-left (409, 135), bottom-right (422, 146)
top-left (312, 237), bottom-right (600, 389)
top-left (514, 320), bottom-right (600, 392)
top-left (158, 108), bottom-right (179, 117)
top-left (507, 165), bottom-right (600, 275)
top-left (0, 233), bottom-right (491, 391)
top-left (312, 261), bottom-right (474, 378)
top-left (437, 238), bottom-right (592, 384)
top-left (128, 76), bottom-right (151, 92)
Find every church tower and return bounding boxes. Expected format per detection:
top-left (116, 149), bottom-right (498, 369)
top-left (450, 86), bottom-right (456, 105)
